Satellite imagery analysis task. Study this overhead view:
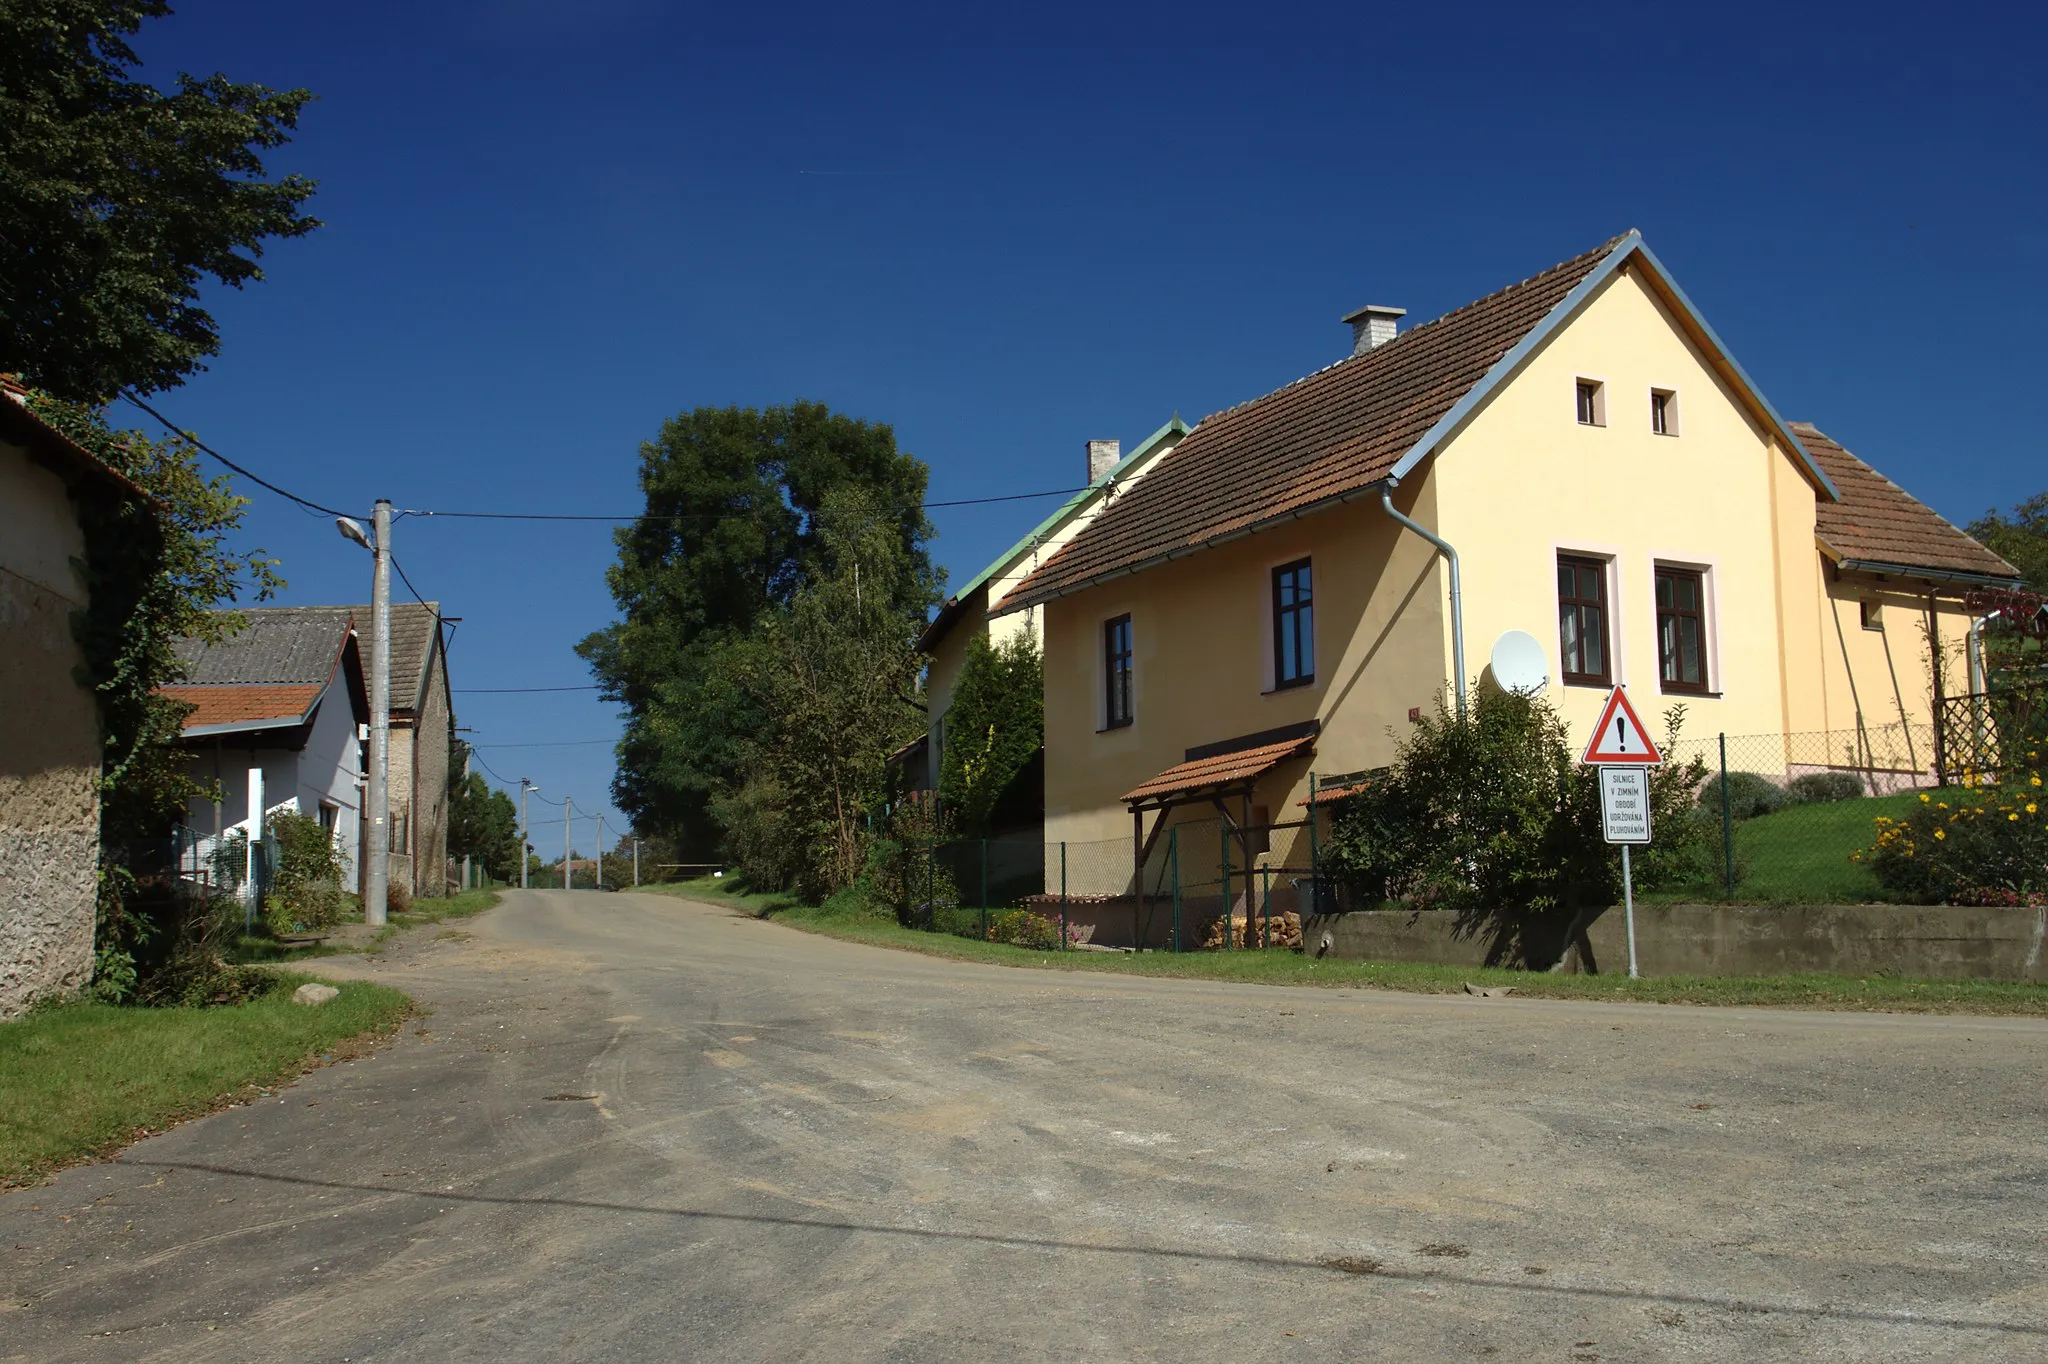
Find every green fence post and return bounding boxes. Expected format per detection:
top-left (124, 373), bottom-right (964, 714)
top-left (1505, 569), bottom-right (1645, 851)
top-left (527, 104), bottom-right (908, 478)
top-left (1220, 824), bottom-right (1232, 951)
top-left (1060, 841), bottom-right (1068, 951)
top-left (1262, 864), bottom-right (1272, 950)
top-left (1307, 772), bottom-right (1319, 916)
top-left (1719, 732), bottom-right (1735, 896)
top-left (979, 838), bottom-right (989, 941)
top-left (1170, 826), bottom-right (1181, 953)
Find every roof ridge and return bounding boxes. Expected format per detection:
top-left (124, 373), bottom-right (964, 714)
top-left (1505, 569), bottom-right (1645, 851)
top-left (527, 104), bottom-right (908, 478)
top-left (1190, 234), bottom-right (1631, 429)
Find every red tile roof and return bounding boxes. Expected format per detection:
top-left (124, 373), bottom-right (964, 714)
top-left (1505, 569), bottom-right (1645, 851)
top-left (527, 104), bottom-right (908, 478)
top-left (1123, 735), bottom-right (1315, 806)
top-left (1007, 238), bottom-right (1625, 609)
top-left (1795, 424), bottom-right (2018, 582)
top-left (163, 684), bottom-right (324, 731)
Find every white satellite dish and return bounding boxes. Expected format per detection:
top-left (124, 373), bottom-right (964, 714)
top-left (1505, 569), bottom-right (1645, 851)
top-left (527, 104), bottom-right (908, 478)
top-left (1490, 629), bottom-right (1549, 694)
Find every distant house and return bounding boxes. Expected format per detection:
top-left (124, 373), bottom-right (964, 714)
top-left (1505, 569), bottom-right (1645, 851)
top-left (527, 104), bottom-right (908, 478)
top-left (167, 608), bottom-right (369, 900)
top-left (916, 418), bottom-right (1190, 794)
top-left (354, 601), bottom-right (454, 898)
top-left (996, 232), bottom-right (2020, 916)
top-left (0, 378), bottom-right (150, 1017)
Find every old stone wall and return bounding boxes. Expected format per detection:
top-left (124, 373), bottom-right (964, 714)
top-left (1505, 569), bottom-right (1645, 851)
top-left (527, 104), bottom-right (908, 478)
top-left (414, 646), bottom-right (451, 896)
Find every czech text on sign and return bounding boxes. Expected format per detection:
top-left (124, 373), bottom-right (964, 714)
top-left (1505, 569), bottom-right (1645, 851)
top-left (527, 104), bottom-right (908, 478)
top-left (1582, 686), bottom-right (1665, 766)
top-left (1599, 766), bottom-right (1652, 844)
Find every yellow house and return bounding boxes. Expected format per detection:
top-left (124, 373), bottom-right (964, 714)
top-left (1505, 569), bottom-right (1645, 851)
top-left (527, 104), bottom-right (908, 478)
top-left (994, 232), bottom-right (2019, 901)
top-left (914, 416), bottom-right (1189, 790)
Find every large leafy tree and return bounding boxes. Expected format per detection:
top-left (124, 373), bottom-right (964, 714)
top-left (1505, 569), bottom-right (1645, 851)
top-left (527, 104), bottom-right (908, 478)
top-left (1969, 492), bottom-right (2048, 593)
top-left (1, 0), bottom-right (319, 401)
top-left (578, 402), bottom-right (938, 856)
top-left (447, 746), bottom-right (523, 882)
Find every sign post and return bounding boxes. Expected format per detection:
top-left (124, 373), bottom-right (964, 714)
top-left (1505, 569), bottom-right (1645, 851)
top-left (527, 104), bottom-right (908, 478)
top-left (1582, 687), bottom-right (1662, 979)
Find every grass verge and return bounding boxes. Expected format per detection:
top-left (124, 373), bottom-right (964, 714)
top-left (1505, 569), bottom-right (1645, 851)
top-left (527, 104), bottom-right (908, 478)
top-left (363, 887), bottom-right (504, 951)
top-left (0, 973), bottom-right (412, 1189)
top-left (652, 876), bottom-right (2048, 1017)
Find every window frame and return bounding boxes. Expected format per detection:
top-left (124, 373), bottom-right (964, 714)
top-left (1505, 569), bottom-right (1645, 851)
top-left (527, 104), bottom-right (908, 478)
top-left (1270, 557), bottom-right (1315, 690)
top-left (1102, 613), bottom-right (1134, 730)
top-left (1860, 599), bottom-right (1884, 632)
top-left (1654, 564), bottom-right (1711, 694)
top-left (1556, 553), bottom-right (1613, 688)
top-left (1650, 387), bottom-right (1679, 436)
top-left (1575, 378), bottom-right (1607, 427)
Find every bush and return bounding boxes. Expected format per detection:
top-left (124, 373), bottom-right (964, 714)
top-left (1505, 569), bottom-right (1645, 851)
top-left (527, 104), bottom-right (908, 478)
top-left (1698, 771), bottom-right (1787, 820)
top-left (385, 880), bottom-right (412, 916)
top-left (263, 813), bottom-right (355, 934)
top-left (1787, 771), bottom-right (1868, 805)
top-left (1862, 759), bottom-right (2048, 904)
top-left (987, 909), bottom-right (1061, 950)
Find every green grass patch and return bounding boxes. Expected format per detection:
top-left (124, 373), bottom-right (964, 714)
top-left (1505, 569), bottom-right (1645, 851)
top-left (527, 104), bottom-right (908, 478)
top-left (1644, 792), bottom-right (1921, 904)
top-left (655, 885), bottom-right (2048, 1017)
top-left (0, 973), bottom-right (411, 1188)
top-left (633, 874), bottom-right (807, 919)
top-left (363, 887), bottom-right (504, 951)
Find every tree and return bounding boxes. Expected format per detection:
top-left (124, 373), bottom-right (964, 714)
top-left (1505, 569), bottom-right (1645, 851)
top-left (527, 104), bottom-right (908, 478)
top-left (447, 747), bottom-right (522, 882)
top-left (936, 628), bottom-right (1043, 837)
top-left (1, 0), bottom-right (319, 401)
top-left (578, 402), bottom-right (938, 856)
top-left (1969, 493), bottom-right (2048, 593)
top-left (710, 490), bottom-right (929, 899)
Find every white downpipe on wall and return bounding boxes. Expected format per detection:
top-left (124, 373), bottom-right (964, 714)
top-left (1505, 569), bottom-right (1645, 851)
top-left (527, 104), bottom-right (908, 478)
top-left (1379, 480), bottom-right (1467, 718)
top-left (245, 764), bottom-right (264, 905)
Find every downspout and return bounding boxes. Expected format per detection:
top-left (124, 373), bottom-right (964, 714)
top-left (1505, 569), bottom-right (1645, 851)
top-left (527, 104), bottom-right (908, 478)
top-left (1968, 614), bottom-right (1989, 696)
top-left (1378, 480), bottom-right (1467, 718)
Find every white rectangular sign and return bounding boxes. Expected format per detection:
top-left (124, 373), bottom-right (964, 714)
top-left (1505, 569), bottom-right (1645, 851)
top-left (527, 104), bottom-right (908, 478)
top-left (1599, 766), bottom-right (1652, 844)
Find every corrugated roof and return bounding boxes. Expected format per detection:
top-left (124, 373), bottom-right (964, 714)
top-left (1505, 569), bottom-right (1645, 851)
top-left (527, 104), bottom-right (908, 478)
top-left (162, 683), bottom-right (323, 730)
top-left (1007, 238), bottom-right (1625, 609)
top-left (1797, 424), bottom-right (2020, 583)
top-left (1123, 735), bottom-right (1315, 805)
top-left (174, 607), bottom-right (355, 686)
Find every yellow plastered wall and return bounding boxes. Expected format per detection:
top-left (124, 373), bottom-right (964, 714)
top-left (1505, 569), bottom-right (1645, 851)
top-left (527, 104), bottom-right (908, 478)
top-left (1433, 264), bottom-right (1827, 757)
top-left (1815, 569), bottom-right (1969, 779)
top-left (1041, 490), bottom-right (1448, 860)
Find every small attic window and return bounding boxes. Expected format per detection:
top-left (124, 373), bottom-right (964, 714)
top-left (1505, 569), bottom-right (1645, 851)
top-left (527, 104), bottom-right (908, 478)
top-left (1861, 599), bottom-right (1883, 631)
top-left (1575, 379), bottom-right (1605, 427)
top-left (1651, 388), bottom-right (1679, 436)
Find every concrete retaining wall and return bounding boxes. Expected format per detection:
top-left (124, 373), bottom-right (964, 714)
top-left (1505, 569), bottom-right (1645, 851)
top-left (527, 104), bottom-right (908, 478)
top-left (1304, 904), bottom-right (2048, 982)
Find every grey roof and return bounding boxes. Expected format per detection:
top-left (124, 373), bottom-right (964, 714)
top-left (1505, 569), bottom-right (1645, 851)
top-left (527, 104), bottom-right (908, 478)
top-left (349, 601), bottom-right (442, 710)
top-left (174, 606), bottom-right (355, 686)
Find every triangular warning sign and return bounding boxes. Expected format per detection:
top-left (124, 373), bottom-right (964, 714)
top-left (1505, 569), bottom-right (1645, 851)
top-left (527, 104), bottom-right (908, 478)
top-left (1582, 686), bottom-right (1664, 765)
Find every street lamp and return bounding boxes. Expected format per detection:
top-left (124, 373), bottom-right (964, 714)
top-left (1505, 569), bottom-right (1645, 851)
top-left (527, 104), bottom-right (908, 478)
top-left (337, 500), bottom-right (392, 925)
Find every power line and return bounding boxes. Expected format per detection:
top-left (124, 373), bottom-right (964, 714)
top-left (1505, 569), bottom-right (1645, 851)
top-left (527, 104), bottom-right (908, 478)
top-left (398, 485), bottom-right (1096, 524)
top-left (456, 685), bottom-right (603, 694)
top-left (388, 551), bottom-right (431, 609)
top-left (121, 391), bottom-right (351, 519)
top-left (470, 738), bottom-right (618, 748)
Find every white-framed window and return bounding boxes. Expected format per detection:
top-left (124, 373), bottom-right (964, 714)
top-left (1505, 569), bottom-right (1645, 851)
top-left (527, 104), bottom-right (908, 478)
top-left (1575, 378), bottom-right (1606, 427)
top-left (1650, 388), bottom-right (1679, 436)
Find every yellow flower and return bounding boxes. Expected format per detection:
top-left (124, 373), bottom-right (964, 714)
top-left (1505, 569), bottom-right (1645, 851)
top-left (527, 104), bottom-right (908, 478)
top-left (1934, 829), bottom-right (1946, 840)
top-left (2029, 803), bottom-right (2039, 814)
top-left (1920, 793), bottom-right (1932, 802)
top-left (2010, 813), bottom-right (2021, 822)
top-left (2033, 775), bottom-right (2043, 787)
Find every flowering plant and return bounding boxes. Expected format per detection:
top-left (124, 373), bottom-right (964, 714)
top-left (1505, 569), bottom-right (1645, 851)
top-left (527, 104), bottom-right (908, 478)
top-left (1860, 749), bottom-right (2048, 902)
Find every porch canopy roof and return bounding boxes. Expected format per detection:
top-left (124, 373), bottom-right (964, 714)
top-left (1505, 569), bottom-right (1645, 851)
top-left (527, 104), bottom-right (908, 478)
top-left (1123, 730), bottom-right (1315, 811)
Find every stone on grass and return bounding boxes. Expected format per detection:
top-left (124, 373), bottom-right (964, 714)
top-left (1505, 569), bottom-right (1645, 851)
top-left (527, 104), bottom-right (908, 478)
top-left (292, 983), bottom-right (340, 1007)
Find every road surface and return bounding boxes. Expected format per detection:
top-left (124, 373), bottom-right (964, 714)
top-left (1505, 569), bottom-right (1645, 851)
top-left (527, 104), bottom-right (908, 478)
top-left (4, 888), bottom-right (2045, 1360)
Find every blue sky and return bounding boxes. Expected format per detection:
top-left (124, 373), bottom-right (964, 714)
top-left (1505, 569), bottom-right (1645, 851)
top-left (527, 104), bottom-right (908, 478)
top-left (132, 0), bottom-right (2046, 843)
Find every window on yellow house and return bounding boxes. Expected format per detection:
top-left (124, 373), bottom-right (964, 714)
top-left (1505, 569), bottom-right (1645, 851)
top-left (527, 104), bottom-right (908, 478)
top-left (1272, 558), bottom-right (1314, 689)
top-left (1103, 614), bottom-right (1134, 729)
top-left (1860, 599), bottom-right (1883, 631)
top-left (1557, 554), bottom-right (1611, 686)
top-left (1651, 388), bottom-right (1679, 436)
top-left (1575, 379), bottom-right (1605, 426)
top-left (1656, 566), bottom-right (1710, 693)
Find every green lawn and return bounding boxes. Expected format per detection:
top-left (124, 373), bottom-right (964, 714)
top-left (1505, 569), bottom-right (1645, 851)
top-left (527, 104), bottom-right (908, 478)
top-left (646, 878), bottom-right (2048, 1017)
top-left (0, 973), bottom-right (411, 1188)
top-left (1642, 792), bottom-right (1920, 904)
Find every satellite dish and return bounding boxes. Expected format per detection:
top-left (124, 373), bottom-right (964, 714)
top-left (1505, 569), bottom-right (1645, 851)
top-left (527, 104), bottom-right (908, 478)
top-left (1490, 630), bottom-right (1549, 694)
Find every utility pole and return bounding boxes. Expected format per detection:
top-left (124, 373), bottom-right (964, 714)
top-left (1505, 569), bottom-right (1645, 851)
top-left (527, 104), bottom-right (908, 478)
top-left (563, 795), bottom-right (573, 890)
top-left (594, 813), bottom-right (603, 890)
top-left (633, 836), bottom-right (640, 888)
top-left (518, 779), bottom-right (535, 889)
top-left (460, 744), bottom-right (472, 891)
top-left (365, 498), bottom-right (393, 925)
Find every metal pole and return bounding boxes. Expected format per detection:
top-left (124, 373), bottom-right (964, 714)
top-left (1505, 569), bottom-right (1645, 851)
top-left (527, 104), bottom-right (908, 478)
top-left (1307, 771), bottom-right (1319, 916)
top-left (1059, 841), bottom-right (1068, 951)
top-left (1378, 482), bottom-right (1466, 718)
top-left (1170, 826), bottom-right (1181, 954)
top-left (1719, 733), bottom-right (1734, 895)
top-left (563, 795), bottom-right (572, 890)
top-left (980, 837), bottom-right (988, 941)
top-left (519, 779), bottom-right (533, 889)
top-left (633, 837), bottom-right (640, 887)
top-left (594, 813), bottom-right (603, 889)
top-left (1262, 864), bottom-right (1271, 950)
top-left (365, 499), bottom-right (392, 925)
top-left (1220, 824), bottom-right (1232, 951)
top-left (1622, 843), bottom-right (1639, 979)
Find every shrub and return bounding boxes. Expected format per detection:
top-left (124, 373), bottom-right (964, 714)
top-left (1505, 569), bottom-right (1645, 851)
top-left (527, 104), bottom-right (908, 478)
top-left (986, 909), bottom-right (1062, 950)
top-left (385, 880), bottom-right (412, 916)
top-left (1862, 753), bottom-right (2048, 903)
top-left (264, 812), bottom-right (353, 934)
top-left (1787, 771), bottom-right (1868, 805)
top-left (1698, 771), bottom-right (1787, 820)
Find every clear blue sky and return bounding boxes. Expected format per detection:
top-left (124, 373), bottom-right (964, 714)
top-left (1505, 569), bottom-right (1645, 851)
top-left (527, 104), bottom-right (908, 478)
top-left (132, 0), bottom-right (2046, 842)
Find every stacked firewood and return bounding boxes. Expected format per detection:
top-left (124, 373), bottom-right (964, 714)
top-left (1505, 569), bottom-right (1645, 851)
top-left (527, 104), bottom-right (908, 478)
top-left (1199, 907), bottom-right (1303, 951)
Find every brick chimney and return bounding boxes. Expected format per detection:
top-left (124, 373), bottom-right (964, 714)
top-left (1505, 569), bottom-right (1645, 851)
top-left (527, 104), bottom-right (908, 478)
top-left (1087, 439), bottom-right (1121, 483)
top-left (1341, 304), bottom-right (1406, 356)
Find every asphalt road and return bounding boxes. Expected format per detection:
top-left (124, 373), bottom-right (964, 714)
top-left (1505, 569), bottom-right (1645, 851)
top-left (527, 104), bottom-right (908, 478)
top-left (5, 889), bottom-right (2047, 1361)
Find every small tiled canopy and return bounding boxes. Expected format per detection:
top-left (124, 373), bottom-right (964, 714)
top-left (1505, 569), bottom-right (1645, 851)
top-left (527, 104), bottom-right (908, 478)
top-left (1123, 734), bottom-right (1316, 809)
